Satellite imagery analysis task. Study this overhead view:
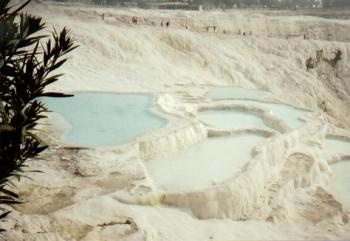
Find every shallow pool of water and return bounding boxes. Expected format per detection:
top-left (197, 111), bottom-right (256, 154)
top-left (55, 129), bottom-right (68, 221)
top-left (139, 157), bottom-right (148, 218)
top-left (144, 134), bottom-right (265, 192)
top-left (225, 100), bottom-right (309, 130)
top-left (207, 87), bottom-right (310, 130)
top-left (329, 160), bottom-right (350, 211)
top-left (198, 110), bottom-right (270, 130)
top-left (324, 137), bottom-right (350, 154)
top-left (207, 87), bottom-right (269, 100)
top-left (40, 92), bottom-right (167, 146)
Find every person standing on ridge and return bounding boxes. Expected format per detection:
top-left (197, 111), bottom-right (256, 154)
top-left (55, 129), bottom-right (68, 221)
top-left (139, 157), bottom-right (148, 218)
top-left (132, 16), bottom-right (137, 24)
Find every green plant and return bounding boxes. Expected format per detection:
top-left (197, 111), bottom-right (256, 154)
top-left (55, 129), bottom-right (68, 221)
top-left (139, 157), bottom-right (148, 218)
top-left (0, 0), bottom-right (77, 226)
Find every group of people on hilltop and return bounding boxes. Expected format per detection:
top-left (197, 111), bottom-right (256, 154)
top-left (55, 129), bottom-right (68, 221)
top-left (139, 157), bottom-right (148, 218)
top-left (100, 14), bottom-right (255, 36)
top-left (161, 21), bottom-right (170, 27)
top-left (132, 16), bottom-right (138, 24)
top-left (132, 16), bottom-right (170, 27)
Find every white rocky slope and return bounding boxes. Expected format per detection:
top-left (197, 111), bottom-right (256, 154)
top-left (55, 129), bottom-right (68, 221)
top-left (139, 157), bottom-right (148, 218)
top-left (34, 3), bottom-right (350, 127)
top-left (1, 2), bottom-right (350, 241)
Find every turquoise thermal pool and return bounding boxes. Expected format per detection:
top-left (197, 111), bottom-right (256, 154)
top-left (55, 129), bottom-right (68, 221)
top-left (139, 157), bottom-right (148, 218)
top-left (324, 137), bottom-right (350, 154)
top-left (144, 134), bottom-right (265, 192)
top-left (324, 137), bottom-right (350, 210)
top-left (225, 100), bottom-right (309, 130)
top-left (207, 87), bottom-right (270, 100)
top-left (40, 92), bottom-right (167, 146)
top-left (329, 160), bottom-right (350, 211)
top-left (207, 87), bottom-right (310, 130)
top-left (198, 110), bottom-right (270, 130)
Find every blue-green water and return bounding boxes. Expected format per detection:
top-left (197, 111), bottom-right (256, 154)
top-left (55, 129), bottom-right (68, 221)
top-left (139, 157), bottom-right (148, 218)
top-left (40, 92), bottom-right (168, 146)
top-left (207, 87), bottom-right (269, 100)
top-left (198, 110), bottom-right (270, 130)
top-left (330, 160), bottom-right (350, 211)
top-left (207, 87), bottom-right (310, 130)
top-left (324, 137), bottom-right (350, 154)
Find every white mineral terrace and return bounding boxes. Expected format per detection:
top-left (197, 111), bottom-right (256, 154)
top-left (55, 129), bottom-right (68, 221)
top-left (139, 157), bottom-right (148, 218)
top-left (3, 2), bottom-right (350, 241)
top-left (144, 134), bottom-right (265, 192)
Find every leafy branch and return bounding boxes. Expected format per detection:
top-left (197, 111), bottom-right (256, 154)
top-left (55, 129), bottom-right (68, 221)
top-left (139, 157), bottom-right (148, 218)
top-left (0, 0), bottom-right (77, 226)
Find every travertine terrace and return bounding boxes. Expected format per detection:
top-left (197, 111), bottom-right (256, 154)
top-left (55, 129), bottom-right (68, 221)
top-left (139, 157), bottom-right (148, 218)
top-left (1, 2), bottom-right (350, 241)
